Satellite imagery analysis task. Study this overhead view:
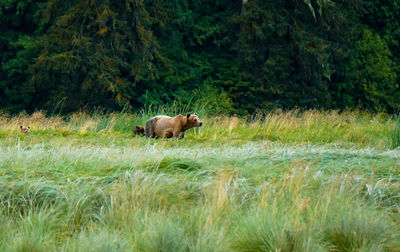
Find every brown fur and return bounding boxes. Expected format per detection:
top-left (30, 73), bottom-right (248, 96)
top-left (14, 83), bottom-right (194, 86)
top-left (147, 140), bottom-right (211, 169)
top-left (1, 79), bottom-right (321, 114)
top-left (20, 125), bottom-right (30, 134)
top-left (145, 113), bottom-right (202, 139)
top-left (133, 126), bottom-right (145, 136)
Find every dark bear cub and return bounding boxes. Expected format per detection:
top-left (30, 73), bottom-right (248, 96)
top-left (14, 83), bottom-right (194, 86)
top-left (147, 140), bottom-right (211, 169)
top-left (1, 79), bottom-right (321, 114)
top-left (133, 126), bottom-right (145, 136)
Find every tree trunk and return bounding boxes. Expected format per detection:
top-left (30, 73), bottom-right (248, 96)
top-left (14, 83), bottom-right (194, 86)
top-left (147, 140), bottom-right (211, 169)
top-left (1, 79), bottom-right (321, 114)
top-left (241, 0), bottom-right (248, 14)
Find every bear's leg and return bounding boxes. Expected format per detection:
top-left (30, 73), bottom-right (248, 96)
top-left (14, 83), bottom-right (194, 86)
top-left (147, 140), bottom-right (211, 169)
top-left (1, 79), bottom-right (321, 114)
top-left (149, 126), bottom-right (158, 138)
top-left (162, 130), bottom-right (173, 138)
top-left (173, 130), bottom-right (184, 139)
top-left (147, 129), bottom-right (154, 138)
top-left (177, 132), bottom-right (185, 139)
top-left (145, 119), bottom-right (154, 138)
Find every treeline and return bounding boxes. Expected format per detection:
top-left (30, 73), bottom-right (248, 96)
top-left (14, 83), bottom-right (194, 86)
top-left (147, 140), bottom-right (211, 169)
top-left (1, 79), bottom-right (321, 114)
top-left (1, 0), bottom-right (399, 115)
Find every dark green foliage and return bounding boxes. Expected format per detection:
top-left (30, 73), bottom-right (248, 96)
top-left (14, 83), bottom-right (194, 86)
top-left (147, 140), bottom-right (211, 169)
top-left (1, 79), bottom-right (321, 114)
top-left (0, 0), bottom-right (44, 112)
top-left (0, 0), bottom-right (399, 114)
top-left (30, 0), bottom-right (168, 112)
top-left (361, 0), bottom-right (400, 75)
top-left (339, 29), bottom-right (398, 111)
top-left (388, 114), bottom-right (400, 149)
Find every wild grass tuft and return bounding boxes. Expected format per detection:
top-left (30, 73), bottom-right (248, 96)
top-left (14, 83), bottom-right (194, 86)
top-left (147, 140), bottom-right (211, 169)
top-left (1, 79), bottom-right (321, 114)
top-left (388, 114), bottom-right (400, 149)
top-left (143, 157), bottom-right (202, 172)
top-left (62, 230), bottom-right (125, 252)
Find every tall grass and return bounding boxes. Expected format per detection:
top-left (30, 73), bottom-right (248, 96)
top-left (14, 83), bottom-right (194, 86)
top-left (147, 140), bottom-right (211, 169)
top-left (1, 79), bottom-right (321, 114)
top-left (388, 114), bottom-right (400, 149)
top-left (0, 109), bottom-right (399, 251)
top-left (0, 109), bottom-right (393, 148)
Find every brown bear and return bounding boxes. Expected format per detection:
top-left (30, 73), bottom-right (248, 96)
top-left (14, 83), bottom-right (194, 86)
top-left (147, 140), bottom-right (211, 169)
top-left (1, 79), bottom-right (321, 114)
top-left (145, 113), bottom-right (202, 139)
top-left (133, 126), bottom-right (145, 136)
top-left (20, 125), bottom-right (30, 134)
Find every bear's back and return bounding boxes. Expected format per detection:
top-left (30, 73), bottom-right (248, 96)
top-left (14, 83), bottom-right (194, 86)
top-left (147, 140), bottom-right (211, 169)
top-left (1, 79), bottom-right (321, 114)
top-left (153, 115), bottom-right (177, 131)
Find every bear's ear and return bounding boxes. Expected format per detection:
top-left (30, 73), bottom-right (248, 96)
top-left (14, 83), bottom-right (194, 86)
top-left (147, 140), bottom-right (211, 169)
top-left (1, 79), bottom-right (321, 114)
top-left (136, 126), bottom-right (140, 129)
top-left (194, 113), bottom-right (198, 115)
top-left (186, 113), bottom-right (191, 118)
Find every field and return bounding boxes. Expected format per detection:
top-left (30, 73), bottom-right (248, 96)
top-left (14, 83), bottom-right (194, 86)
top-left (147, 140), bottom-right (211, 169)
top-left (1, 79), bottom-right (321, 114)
top-left (0, 109), bottom-right (399, 251)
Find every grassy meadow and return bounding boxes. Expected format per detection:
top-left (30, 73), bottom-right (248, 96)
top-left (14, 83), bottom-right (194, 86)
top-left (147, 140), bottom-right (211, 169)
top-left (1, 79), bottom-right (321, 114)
top-left (0, 109), bottom-right (399, 251)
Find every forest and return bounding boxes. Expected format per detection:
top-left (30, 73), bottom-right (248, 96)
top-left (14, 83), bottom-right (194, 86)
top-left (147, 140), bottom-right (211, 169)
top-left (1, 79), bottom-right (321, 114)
top-left (1, 0), bottom-right (400, 115)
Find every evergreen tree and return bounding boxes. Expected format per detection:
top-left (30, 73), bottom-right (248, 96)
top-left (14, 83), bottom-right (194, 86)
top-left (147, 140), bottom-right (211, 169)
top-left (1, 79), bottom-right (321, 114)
top-left (339, 29), bottom-right (398, 112)
top-left (28, 0), bottom-right (167, 112)
top-left (0, 0), bottom-right (43, 112)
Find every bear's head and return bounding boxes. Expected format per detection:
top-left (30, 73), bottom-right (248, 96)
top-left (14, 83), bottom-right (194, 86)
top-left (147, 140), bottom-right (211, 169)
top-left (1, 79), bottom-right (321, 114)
top-left (20, 125), bottom-right (30, 134)
top-left (186, 113), bottom-right (203, 128)
top-left (133, 126), bottom-right (145, 136)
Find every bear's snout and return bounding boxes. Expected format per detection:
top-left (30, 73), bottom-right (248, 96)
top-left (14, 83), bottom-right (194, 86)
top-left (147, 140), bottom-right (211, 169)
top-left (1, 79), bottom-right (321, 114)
top-left (199, 122), bottom-right (203, 126)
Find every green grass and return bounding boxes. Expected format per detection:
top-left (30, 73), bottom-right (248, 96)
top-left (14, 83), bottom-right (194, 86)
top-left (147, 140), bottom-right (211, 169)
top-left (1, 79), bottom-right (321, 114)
top-left (0, 110), bottom-right (399, 251)
top-left (388, 114), bottom-right (400, 149)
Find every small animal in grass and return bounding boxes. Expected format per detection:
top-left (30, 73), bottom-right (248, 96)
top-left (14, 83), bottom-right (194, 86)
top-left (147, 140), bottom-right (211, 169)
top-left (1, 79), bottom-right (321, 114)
top-left (145, 113), bottom-right (202, 139)
top-left (133, 126), bottom-right (145, 136)
top-left (20, 125), bottom-right (30, 134)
